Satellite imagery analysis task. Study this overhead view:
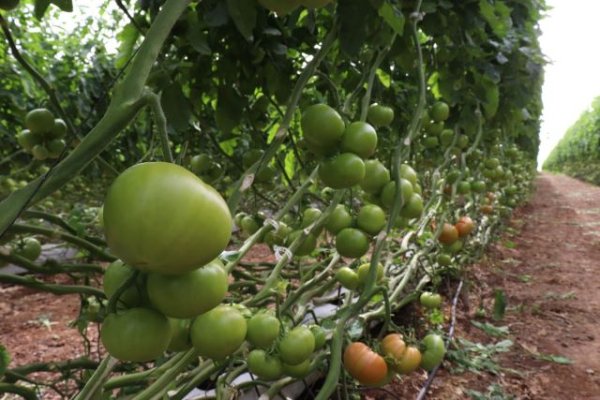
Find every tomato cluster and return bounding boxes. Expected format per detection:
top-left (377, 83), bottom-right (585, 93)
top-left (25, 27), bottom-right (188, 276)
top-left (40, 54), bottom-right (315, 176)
top-left (16, 108), bottom-right (67, 161)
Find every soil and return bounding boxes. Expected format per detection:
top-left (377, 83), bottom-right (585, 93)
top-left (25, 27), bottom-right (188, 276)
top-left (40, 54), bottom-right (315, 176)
top-left (2, 173), bottom-right (600, 399)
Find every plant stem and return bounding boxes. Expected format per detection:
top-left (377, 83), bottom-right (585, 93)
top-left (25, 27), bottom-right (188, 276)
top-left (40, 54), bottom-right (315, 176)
top-left (0, 273), bottom-right (105, 297)
top-left (73, 356), bottom-right (118, 400)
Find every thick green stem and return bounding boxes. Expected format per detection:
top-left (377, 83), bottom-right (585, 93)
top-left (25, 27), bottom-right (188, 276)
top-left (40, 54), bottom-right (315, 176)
top-left (0, 273), bottom-right (105, 297)
top-left (73, 356), bottom-right (118, 400)
top-left (146, 92), bottom-right (174, 163)
top-left (0, 383), bottom-right (37, 400)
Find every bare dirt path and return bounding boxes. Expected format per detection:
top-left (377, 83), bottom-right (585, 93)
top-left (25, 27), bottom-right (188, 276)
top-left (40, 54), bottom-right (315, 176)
top-left (418, 173), bottom-right (600, 399)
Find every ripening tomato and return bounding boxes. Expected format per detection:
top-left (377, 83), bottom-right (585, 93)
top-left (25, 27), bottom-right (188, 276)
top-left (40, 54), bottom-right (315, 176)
top-left (335, 228), bottom-right (369, 259)
top-left (319, 153), bottom-right (366, 189)
top-left (325, 205), bottom-right (353, 234)
top-left (367, 103), bottom-right (394, 127)
top-left (247, 350), bottom-right (283, 381)
top-left (356, 204), bottom-right (386, 235)
top-left (394, 346), bottom-right (422, 374)
top-left (381, 334), bottom-right (406, 361)
top-left (438, 223), bottom-right (459, 245)
top-left (455, 216), bottom-right (475, 237)
top-left (360, 159), bottom-right (390, 194)
top-left (101, 308), bottom-right (171, 362)
top-left (103, 162), bottom-right (232, 275)
top-left (420, 334), bottom-right (446, 370)
top-left (480, 204), bottom-right (494, 215)
top-left (341, 122), bottom-right (378, 158)
top-left (343, 342), bottom-right (388, 386)
top-left (146, 259), bottom-right (228, 318)
top-left (190, 305), bottom-right (247, 360)
top-left (301, 104), bottom-right (345, 149)
top-left (246, 313), bottom-right (281, 349)
top-left (420, 292), bottom-right (442, 309)
top-left (278, 326), bottom-right (315, 365)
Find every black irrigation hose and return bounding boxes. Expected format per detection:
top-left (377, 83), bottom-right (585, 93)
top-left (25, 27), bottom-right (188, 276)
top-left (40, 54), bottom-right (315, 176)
top-left (415, 280), bottom-right (463, 400)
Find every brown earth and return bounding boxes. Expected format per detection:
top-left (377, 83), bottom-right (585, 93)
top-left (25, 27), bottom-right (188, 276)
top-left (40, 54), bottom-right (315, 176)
top-left (2, 173), bottom-right (600, 399)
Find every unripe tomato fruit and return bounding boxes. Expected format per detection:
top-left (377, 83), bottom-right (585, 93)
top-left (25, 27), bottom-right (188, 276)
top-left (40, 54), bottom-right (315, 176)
top-left (426, 122), bottom-right (444, 136)
top-left (301, 104), bottom-right (345, 149)
top-left (335, 266), bottom-right (359, 290)
top-left (421, 334), bottom-right (446, 370)
top-left (319, 153), bottom-right (366, 189)
top-left (335, 228), bottom-right (369, 259)
top-left (430, 101), bottom-right (450, 122)
top-left (278, 326), bottom-right (315, 365)
top-left (367, 103), bottom-right (394, 127)
top-left (168, 318), bottom-right (192, 352)
top-left (16, 130), bottom-right (38, 151)
top-left (310, 325), bottom-right (327, 349)
top-left (455, 216), bottom-right (475, 237)
top-left (380, 179), bottom-right (413, 208)
top-left (103, 162), bottom-right (232, 275)
top-left (247, 350), bottom-right (283, 381)
top-left (283, 359), bottom-right (312, 378)
top-left (25, 108), bottom-right (54, 135)
top-left (101, 308), bottom-right (171, 362)
top-left (399, 164), bottom-right (418, 186)
top-left (400, 193), bottom-right (424, 219)
top-left (190, 154), bottom-right (212, 173)
top-left (357, 263), bottom-right (384, 285)
top-left (360, 160), bottom-right (390, 194)
top-left (356, 204), bottom-right (386, 235)
top-left (147, 259), bottom-right (228, 318)
top-left (240, 215), bottom-right (260, 236)
top-left (301, 207), bottom-right (322, 228)
top-left (32, 145), bottom-right (49, 160)
top-left (15, 237), bottom-right (41, 261)
top-left (190, 305), bottom-right (247, 360)
top-left (325, 205), bottom-right (353, 234)
top-left (286, 231), bottom-right (317, 256)
top-left (50, 119), bottom-right (67, 139)
top-left (420, 292), bottom-right (442, 309)
top-left (436, 253), bottom-right (452, 266)
top-left (247, 313), bottom-right (281, 349)
top-left (343, 342), bottom-right (388, 386)
top-left (438, 223), bottom-right (459, 245)
top-left (46, 139), bottom-right (66, 158)
top-left (103, 260), bottom-right (143, 308)
top-left (341, 122), bottom-right (378, 158)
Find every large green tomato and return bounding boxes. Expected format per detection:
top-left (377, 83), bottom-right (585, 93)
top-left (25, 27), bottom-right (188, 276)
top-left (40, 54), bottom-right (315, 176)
top-left (16, 130), bottom-right (39, 152)
top-left (49, 119), bottom-right (67, 139)
top-left (325, 205), bottom-right (353, 234)
top-left (319, 153), bottom-right (365, 189)
top-left (400, 193), bottom-right (424, 219)
top-left (335, 228), bottom-right (369, 259)
top-left (146, 259), bottom-right (228, 318)
top-left (190, 305), bottom-right (247, 360)
top-left (100, 308), bottom-right (171, 362)
top-left (247, 350), bottom-right (283, 381)
top-left (286, 231), bottom-right (318, 256)
top-left (356, 204), bottom-right (386, 235)
top-left (380, 179), bottom-right (413, 208)
top-left (420, 333), bottom-right (446, 370)
top-left (430, 101), bottom-right (450, 122)
top-left (25, 108), bottom-right (54, 135)
top-left (301, 104), bottom-right (345, 150)
top-left (278, 326), bottom-right (315, 365)
top-left (341, 122), bottom-right (378, 158)
top-left (399, 164), bottom-right (418, 186)
top-left (367, 103), bottom-right (394, 127)
top-left (246, 313), bottom-right (281, 349)
top-left (103, 260), bottom-right (144, 308)
top-left (103, 162), bottom-right (232, 275)
top-left (360, 160), bottom-right (390, 194)
top-left (168, 318), bottom-right (192, 352)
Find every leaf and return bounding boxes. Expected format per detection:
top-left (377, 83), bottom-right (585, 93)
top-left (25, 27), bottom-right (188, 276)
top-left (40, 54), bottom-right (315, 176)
top-left (481, 78), bottom-right (500, 119)
top-left (215, 87), bottom-right (244, 134)
top-left (375, 68), bottom-right (391, 88)
top-left (479, 0), bottom-right (512, 38)
top-left (186, 13), bottom-right (212, 55)
top-left (377, 2), bottom-right (405, 37)
top-left (537, 354), bottom-right (573, 365)
top-left (34, 0), bottom-right (52, 20)
top-left (161, 83), bottom-right (192, 132)
top-left (51, 0), bottom-right (73, 12)
top-left (338, 0), bottom-right (372, 56)
top-left (471, 321), bottom-right (509, 337)
top-left (0, 344), bottom-right (9, 377)
top-left (115, 23), bottom-right (140, 69)
top-left (493, 289), bottom-right (507, 321)
top-left (284, 150), bottom-right (296, 180)
top-left (227, 0), bottom-right (257, 42)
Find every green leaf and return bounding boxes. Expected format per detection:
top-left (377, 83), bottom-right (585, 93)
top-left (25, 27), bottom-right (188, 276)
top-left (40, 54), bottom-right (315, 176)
top-left (115, 23), bottom-right (140, 69)
top-left (493, 289), bottom-right (506, 321)
top-left (338, 0), bottom-right (373, 56)
top-left (537, 354), bottom-right (573, 365)
top-left (51, 0), bottom-right (73, 12)
top-left (186, 13), bottom-right (212, 55)
top-left (226, 0), bottom-right (257, 42)
top-left (34, 0), bottom-right (52, 20)
top-left (161, 83), bottom-right (192, 132)
top-left (375, 68), bottom-right (391, 88)
top-left (377, 2), bottom-right (405, 37)
top-left (284, 150), bottom-right (296, 179)
top-left (470, 321), bottom-right (509, 337)
top-left (0, 344), bottom-right (10, 377)
top-left (215, 87), bottom-right (244, 135)
top-left (479, 0), bottom-right (512, 38)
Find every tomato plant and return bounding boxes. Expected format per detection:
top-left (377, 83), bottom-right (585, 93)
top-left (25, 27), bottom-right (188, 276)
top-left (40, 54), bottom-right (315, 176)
top-left (343, 342), bottom-right (388, 386)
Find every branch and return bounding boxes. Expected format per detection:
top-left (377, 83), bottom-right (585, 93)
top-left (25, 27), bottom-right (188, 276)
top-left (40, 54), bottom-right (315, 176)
top-left (0, 273), bottom-right (105, 297)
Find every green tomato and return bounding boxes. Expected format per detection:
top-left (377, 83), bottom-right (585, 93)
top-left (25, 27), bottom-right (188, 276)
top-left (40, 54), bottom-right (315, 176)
top-left (190, 154), bottom-right (212, 173)
top-left (341, 122), bottom-right (378, 159)
top-left (103, 162), bottom-right (232, 275)
top-left (310, 325), bottom-right (327, 350)
top-left (147, 259), bottom-right (228, 318)
top-left (367, 103), bottom-right (394, 127)
top-left (400, 193), bottom-right (424, 219)
top-left (103, 260), bottom-right (144, 308)
top-left (356, 204), bottom-right (386, 235)
top-left (301, 207), bottom-right (322, 228)
top-left (301, 104), bottom-right (345, 150)
top-left (419, 292), bottom-right (442, 309)
top-left (360, 159), bottom-right (390, 194)
top-left (247, 350), bottom-right (283, 381)
top-left (278, 326), bottom-right (315, 365)
top-left (25, 108), bottom-right (54, 135)
top-left (14, 237), bottom-right (41, 261)
top-left (439, 129), bottom-right (454, 147)
top-left (283, 359), bottom-right (312, 378)
top-left (420, 333), bottom-right (446, 370)
top-left (168, 318), bottom-right (192, 352)
top-left (301, 0), bottom-right (333, 8)
top-left (49, 119), bottom-right (67, 139)
top-left (357, 263), bottom-right (384, 285)
top-left (240, 216), bottom-right (260, 236)
top-left (16, 130), bottom-right (39, 152)
top-left (319, 153), bottom-right (366, 189)
top-left (430, 101), bottom-right (450, 122)
top-left (436, 253), bottom-right (452, 266)
top-left (190, 305), bottom-right (247, 360)
top-left (46, 139), bottom-right (66, 158)
top-left (335, 228), bottom-right (369, 259)
top-left (335, 267), bottom-right (359, 290)
top-left (380, 179), bottom-right (414, 209)
top-left (286, 231), bottom-right (318, 257)
top-left (423, 136), bottom-right (439, 149)
top-left (426, 122), bottom-right (444, 136)
top-left (325, 205), bottom-right (353, 235)
top-left (399, 164), bottom-right (418, 186)
top-left (101, 308), bottom-right (171, 362)
top-left (471, 180), bottom-right (487, 193)
top-left (32, 145), bottom-right (49, 161)
top-left (246, 313), bottom-right (281, 349)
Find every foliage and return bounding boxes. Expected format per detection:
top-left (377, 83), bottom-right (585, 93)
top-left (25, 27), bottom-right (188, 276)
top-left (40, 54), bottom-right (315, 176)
top-left (543, 96), bottom-right (600, 184)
